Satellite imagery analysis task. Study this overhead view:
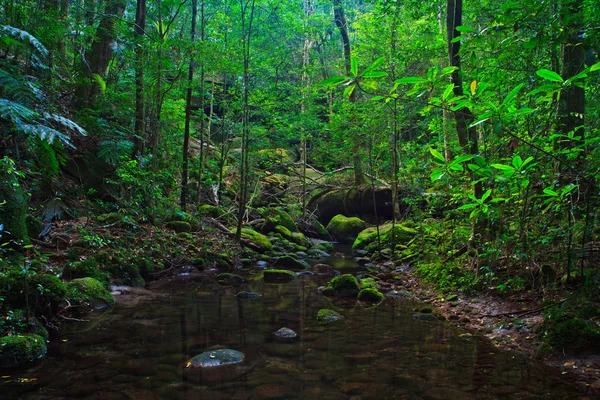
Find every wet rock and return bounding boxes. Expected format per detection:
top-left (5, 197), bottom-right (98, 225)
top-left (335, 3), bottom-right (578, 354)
top-left (356, 256), bottom-right (371, 266)
top-left (322, 274), bottom-right (359, 297)
top-left (263, 269), bottom-right (296, 283)
top-left (296, 271), bottom-right (314, 276)
top-left (385, 290), bottom-right (411, 299)
top-left (188, 349), bottom-right (244, 368)
top-left (412, 313), bottom-right (439, 322)
top-left (313, 263), bottom-right (334, 276)
top-left (236, 291), bottom-right (262, 299)
top-left (274, 327), bottom-right (298, 338)
top-left (272, 255), bottom-right (310, 271)
top-left (307, 249), bottom-right (330, 259)
top-left (357, 288), bottom-right (384, 303)
top-left (317, 309), bottom-right (344, 324)
top-left (0, 334), bottom-right (47, 368)
top-left (256, 260), bottom-right (268, 268)
top-left (326, 214), bottom-right (366, 244)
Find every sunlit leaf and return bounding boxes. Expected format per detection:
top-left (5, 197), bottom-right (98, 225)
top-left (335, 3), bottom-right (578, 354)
top-left (429, 148), bottom-right (445, 163)
top-left (316, 76), bottom-right (348, 86)
top-left (470, 80), bottom-right (477, 95)
top-left (502, 83), bottom-right (523, 105)
top-left (362, 71), bottom-right (387, 79)
top-left (456, 25), bottom-right (475, 33)
top-left (536, 69), bottom-right (563, 83)
top-left (351, 57), bottom-right (358, 77)
top-left (590, 62), bottom-right (600, 72)
top-left (430, 168), bottom-right (445, 181)
top-left (343, 84), bottom-right (355, 98)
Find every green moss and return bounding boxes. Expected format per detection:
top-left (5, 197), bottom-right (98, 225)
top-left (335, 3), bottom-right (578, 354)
top-left (263, 269), bottom-right (296, 283)
top-left (312, 242), bottom-right (334, 252)
top-left (0, 309), bottom-right (48, 339)
top-left (324, 274), bottom-right (360, 297)
top-left (274, 225), bottom-right (310, 247)
top-left (0, 334), bottom-right (47, 368)
top-left (257, 208), bottom-right (298, 232)
top-left (67, 277), bottom-right (115, 310)
top-left (353, 223), bottom-right (419, 251)
top-left (62, 258), bottom-right (109, 286)
top-left (326, 215), bottom-right (366, 244)
top-left (1, 271), bottom-right (68, 314)
top-left (241, 228), bottom-right (273, 252)
top-left (360, 278), bottom-right (377, 290)
top-left (357, 288), bottom-right (384, 303)
top-left (165, 221), bottom-right (192, 233)
top-left (317, 309), bottom-right (344, 324)
top-left (272, 255), bottom-right (310, 271)
top-left (198, 204), bottom-right (224, 218)
top-left (216, 273), bottom-right (244, 286)
top-left (104, 261), bottom-right (145, 288)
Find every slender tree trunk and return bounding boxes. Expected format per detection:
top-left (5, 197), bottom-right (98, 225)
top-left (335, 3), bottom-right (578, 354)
top-left (447, 0), bottom-right (483, 251)
top-left (301, 0), bottom-right (314, 218)
top-left (73, 0), bottom-right (126, 109)
top-left (235, 0), bottom-right (256, 242)
top-left (181, 0), bottom-right (198, 212)
top-left (197, 0), bottom-right (207, 199)
top-left (151, 1), bottom-right (164, 173)
top-left (133, 0), bottom-right (147, 157)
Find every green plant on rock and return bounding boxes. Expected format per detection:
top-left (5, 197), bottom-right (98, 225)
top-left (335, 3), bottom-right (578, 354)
top-left (0, 334), bottom-right (47, 368)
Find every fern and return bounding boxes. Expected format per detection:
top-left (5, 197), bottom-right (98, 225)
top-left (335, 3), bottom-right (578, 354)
top-left (0, 98), bottom-right (37, 123)
top-left (98, 139), bottom-right (134, 165)
top-left (0, 25), bottom-right (49, 57)
top-left (20, 123), bottom-right (73, 148)
top-left (43, 113), bottom-right (87, 136)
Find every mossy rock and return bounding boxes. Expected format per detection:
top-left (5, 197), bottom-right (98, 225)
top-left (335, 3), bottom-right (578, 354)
top-left (241, 228), bottom-right (273, 252)
top-left (62, 258), bottom-right (109, 286)
top-left (358, 288), bottom-right (384, 303)
top-left (272, 255), bottom-right (310, 271)
top-left (257, 208), bottom-right (298, 233)
top-left (0, 334), bottom-right (47, 368)
top-left (263, 269), bottom-right (296, 283)
top-left (322, 274), bottom-right (360, 297)
top-left (544, 317), bottom-right (600, 350)
top-left (0, 271), bottom-right (67, 314)
top-left (216, 273), bottom-right (244, 286)
top-left (274, 225), bottom-right (310, 248)
top-left (165, 221), bottom-right (192, 233)
top-left (66, 277), bottom-right (115, 311)
top-left (104, 262), bottom-right (146, 288)
top-left (317, 309), bottom-right (344, 324)
top-left (353, 223), bottom-right (419, 252)
top-left (326, 215), bottom-right (366, 244)
top-left (198, 204), bottom-right (224, 218)
top-left (312, 242), bottom-right (334, 252)
top-left (360, 278), bottom-right (377, 290)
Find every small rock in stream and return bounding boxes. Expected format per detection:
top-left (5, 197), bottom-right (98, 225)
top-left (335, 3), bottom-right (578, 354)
top-left (274, 327), bottom-right (298, 338)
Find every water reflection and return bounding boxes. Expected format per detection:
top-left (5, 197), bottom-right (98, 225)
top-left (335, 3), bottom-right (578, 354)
top-left (0, 273), bottom-right (584, 399)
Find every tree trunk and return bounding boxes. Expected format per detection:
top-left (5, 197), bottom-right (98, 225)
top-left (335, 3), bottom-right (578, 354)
top-left (73, 0), bottom-right (126, 109)
top-left (133, 0), bottom-right (147, 157)
top-left (181, 0), bottom-right (198, 212)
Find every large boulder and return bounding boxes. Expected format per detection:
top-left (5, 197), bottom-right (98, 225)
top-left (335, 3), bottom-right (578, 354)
top-left (353, 222), bottom-right (419, 252)
top-left (67, 277), bottom-right (115, 311)
top-left (322, 274), bottom-right (360, 297)
top-left (241, 228), bottom-right (273, 252)
top-left (0, 334), bottom-right (47, 368)
top-left (326, 214), bottom-right (366, 244)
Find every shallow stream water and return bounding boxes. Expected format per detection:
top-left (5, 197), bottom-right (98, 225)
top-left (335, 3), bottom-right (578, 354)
top-left (0, 266), bottom-right (587, 399)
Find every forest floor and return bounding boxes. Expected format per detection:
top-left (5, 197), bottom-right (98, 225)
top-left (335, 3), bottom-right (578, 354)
top-left (394, 270), bottom-right (600, 396)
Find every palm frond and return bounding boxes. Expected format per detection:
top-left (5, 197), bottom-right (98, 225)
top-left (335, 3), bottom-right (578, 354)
top-left (21, 123), bottom-right (74, 148)
top-left (43, 112), bottom-right (87, 136)
top-left (0, 25), bottom-right (49, 57)
top-left (0, 98), bottom-right (37, 123)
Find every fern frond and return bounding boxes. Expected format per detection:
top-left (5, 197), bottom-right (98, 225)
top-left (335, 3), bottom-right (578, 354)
top-left (43, 112), bottom-right (87, 136)
top-left (0, 69), bottom-right (33, 104)
top-left (92, 74), bottom-right (107, 92)
top-left (0, 25), bottom-right (49, 57)
top-left (21, 123), bottom-right (74, 148)
top-left (0, 98), bottom-right (37, 122)
top-left (98, 139), bottom-right (134, 165)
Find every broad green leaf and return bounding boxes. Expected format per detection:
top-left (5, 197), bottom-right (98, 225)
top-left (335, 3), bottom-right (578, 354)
top-left (456, 25), bottom-right (475, 33)
top-left (371, 96), bottom-right (385, 101)
top-left (451, 35), bottom-right (464, 43)
top-left (430, 168), bottom-right (445, 181)
top-left (507, 108), bottom-right (535, 117)
top-left (542, 188), bottom-right (558, 197)
top-left (364, 56), bottom-right (386, 73)
top-left (453, 155), bottom-right (475, 164)
top-left (521, 156), bottom-right (534, 168)
top-left (458, 203), bottom-right (478, 210)
top-left (490, 198), bottom-right (507, 203)
top-left (441, 66), bottom-right (458, 75)
top-left (512, 155), bottom-right (523, 169)
top-left (590, 62), bottom-right (600, 72)
top-left (481, 189), bottom-right (492, 202)
top-left (502, 83), bottom-right (523, 106)
top-left (448, 164), bottom-right (464, 172)
top-left (362, 71), bottom-right (387, 79)
top-left (442, 84), bottom-right (454, 101)
top-left (316, 76), bottom-right (348, 86)
top-left (343, 84), bottom-right (356, 98)
top-left (427, 67), bottom-right (437, 82)
top-left (395, 77), bottom-right (426, 84)
top-left (351, 57), bottom-right (358, 77)
top-left (429, 148), bottom-right (446, 163)
top-left (536, 69), bottom-right (563, 83)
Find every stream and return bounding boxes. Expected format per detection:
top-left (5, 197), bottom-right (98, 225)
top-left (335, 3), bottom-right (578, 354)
top-left (0, 251), bottom-right (587, 399)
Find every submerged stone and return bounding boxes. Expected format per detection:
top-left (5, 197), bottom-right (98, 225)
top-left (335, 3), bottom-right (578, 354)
top-left (317, 309), bottom-right (344, 324)
top-left (274, 327), bottom-right (298, 338)
top-left (236, 291), bottom-right (262, 299)
top-left (187, 349), bottom-right (244, 368)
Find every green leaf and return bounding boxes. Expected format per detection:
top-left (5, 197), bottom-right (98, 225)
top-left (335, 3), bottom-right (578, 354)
top-left (343, 84), bottom-right (355, 98)
top-left (351, 57), bottom-right (358, 77)
top-left (371, 95), bottom-right (385, 101)
top-left (491, 163), bottom-right (515, 173)
top-left (442, 84), bottom-right (455, 101)
top-left (430, 168), bottom-right (445, 181)
top-left (502, 83), bottom-right (523, 106)
top-left (456, 25), bottom-right (475, 33)
top-left (362, 71), bottom-right (387, 79)
top-left (452, 155), bottom-right (475, 164)
top-left (542, 188), bottom-right (558, 197)
top-left (590, 62), bottom-right (600, 72)
top-left (481, 189), bottom-right (492, 202)
top-left (469, 118), bottom-right (489, 129)
top-left (364, 56), bottom-right (385, 73)
top-left (451, 35), bottom-right (464, 43)
top-left (316, 76), bottom-right (348, 86)
top-left (536, 69), bottom-right (563, 83)
top-left (441, 66), bottom-right (458, 75)
top-left (458, 203), bottom-right (478, 210)
top-left (394, 77), bottom-right (426, 84)
top-left (507, 108), bottom-right (535, 117)
top-left (429, 148), bottom-right (446, 163)
top-left (512, 155), bottom-right (523, 169)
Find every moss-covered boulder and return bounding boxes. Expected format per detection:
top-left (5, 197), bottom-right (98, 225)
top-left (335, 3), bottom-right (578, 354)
top-left (263, 269), bottom-right (296, 283)
top-left (258, 208), bottom-right (298, 232)
top-left (198, 204), bottom-right (224, 218)
top-left (544, 317), bottom-right (600, 350)
top-left (241, 228), bottom-right (273, 252)
top-left (274, 225), bottom-right (310, 248)
top-left (0, 334), bottom-right (47, 368)
top-left (317, 309), bottom-right (344, 324)
top-left (312, 242), bottom-right (334, 253)
top-left (62, 258), bottom-right (109, 286)
top-left (216, 273), bottom-right (244, 286)
top-left (322, 274), bottom-right (360, 297)
top-left (165, 221), bottom-right (192, 233)
top-left (66, 277), bottom-right (115, 311)
top-left (358, 288), bottom-right (384, 303)
top-left (272, 255), bottom-right (310, 271)
top-left (353, 222), bottom-right (418, 252)
top-left (326, 215), bottom-right (366, 244)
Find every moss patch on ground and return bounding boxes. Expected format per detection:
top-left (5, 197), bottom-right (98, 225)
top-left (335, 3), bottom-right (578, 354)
top-left (0, 334), bottom-right (47, 368)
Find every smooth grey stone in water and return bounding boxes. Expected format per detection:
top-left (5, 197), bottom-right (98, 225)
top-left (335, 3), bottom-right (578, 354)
top-left (187, 349), bottom-right (244, 368)
top-left (274, 327), bottom-right (298, 338)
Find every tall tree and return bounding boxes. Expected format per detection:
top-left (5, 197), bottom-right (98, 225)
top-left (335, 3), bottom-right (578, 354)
top-left (133, 0), bottom-right (147, 157)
